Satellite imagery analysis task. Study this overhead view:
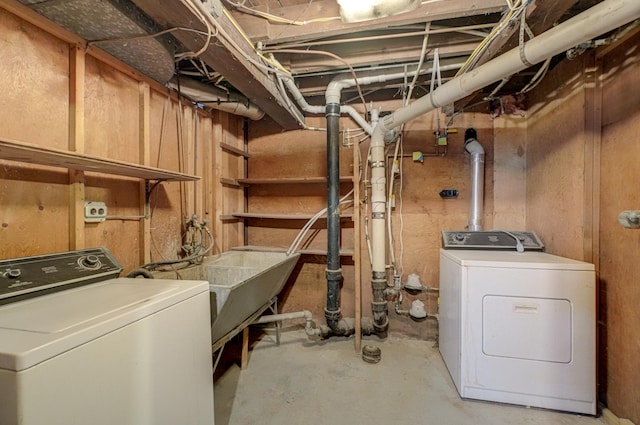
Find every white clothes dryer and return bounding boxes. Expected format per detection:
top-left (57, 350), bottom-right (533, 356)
top-left (439, 248), bottom-right (596, 415)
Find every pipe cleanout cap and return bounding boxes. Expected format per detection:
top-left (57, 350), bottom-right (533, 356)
top-left (464, 128), bottom-right (478, 141)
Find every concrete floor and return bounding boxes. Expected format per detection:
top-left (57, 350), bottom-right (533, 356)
top-left (214, 326), bottom-right (603, 425)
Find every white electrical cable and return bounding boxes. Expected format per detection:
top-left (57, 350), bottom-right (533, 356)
top-left (286, 190), bottom-right (355, 256)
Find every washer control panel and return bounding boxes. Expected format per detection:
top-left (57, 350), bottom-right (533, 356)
top-left (0, 247), bottom-right (123, 305)
top-left (442, 230), bottom-right (544, 251)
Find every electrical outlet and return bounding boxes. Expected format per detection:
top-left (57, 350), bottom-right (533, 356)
top-left (84, 201), bottom-right (107, 223)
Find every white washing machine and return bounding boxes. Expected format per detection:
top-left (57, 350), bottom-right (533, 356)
top-left (0, 249), bottom-right (215, 425)
top-left (439, 245), bottom-right (596, 414)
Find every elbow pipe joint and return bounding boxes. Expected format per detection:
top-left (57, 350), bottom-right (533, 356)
top-left (464, 128), bottom-right (485, 155)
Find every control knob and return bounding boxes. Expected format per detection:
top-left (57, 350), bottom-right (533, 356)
top-left (5, 269), bottom-right (21, 279)
top-left (454, 233), bottom-right (465, 242)
top-left (79, 255), bottom-right (101, 269)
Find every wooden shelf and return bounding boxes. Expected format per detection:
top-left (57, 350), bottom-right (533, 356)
top-left (220, 142), bottom-right (250, 158)
top-left (231, 245), bottom-right (355, 257)
top-left (238, 176), bottom-right (352, 185)
top-left (230, 212), bottom-right (354, 220)
top-left (220, 177), bottom-right (244, 187)
top-left (0, 137), bottom-right (199, 181)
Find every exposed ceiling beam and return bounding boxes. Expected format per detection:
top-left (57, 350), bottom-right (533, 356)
top-left (277, 41), bottom-right (478, 75)
top-left (453, 0), bottom-right (580, 111)
top-left (131, 0), bottom-right (302, 130)
top-left (231, 0), bottom-right (507, 44)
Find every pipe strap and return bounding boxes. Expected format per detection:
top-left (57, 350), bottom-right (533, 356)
top-left (372, 212), bottom-right (385, 219)
top-left (370, 161), bottom-right (385, 168)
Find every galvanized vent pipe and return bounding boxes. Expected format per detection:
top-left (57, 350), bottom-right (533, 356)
top-left (464, 128), bottom-right (484, 231)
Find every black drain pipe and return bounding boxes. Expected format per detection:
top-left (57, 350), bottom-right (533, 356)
top-left (325, 102), bottom-right (342, 331)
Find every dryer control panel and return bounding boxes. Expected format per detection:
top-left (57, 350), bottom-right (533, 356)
top-left (0, 247), bottom-right (123, 305)
top-left (442, 230), bottom-right (544, 251)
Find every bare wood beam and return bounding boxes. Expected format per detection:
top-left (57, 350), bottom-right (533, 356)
top-left (69, 46), bottom-right (85, 251)
top-left (280, 42), bottom-right (477, 75)
top-left (139, 82), bottom-right (152, 265)
top-left (131, 0), bottom-right (302, 130)
top-left (231, 0), bottom-right (506, 44)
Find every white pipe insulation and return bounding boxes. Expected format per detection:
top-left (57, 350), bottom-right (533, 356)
top-left (283, 63), bottom-right (464, 135)
top-left (283, 77), bottom-right (372, 133)
top-left (168, 79), bottom-right (265, 120)
top-left (367, 0), bottom-right (640, 279)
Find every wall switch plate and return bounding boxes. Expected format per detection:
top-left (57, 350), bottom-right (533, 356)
top-left (84, 201), bottom-right (107, 223)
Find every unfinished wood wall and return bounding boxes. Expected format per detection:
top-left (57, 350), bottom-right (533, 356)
top-left (526, 34), bottom-right (640, 423)
top-left (0, 5), bottom-right (244, 271)
top-left (247, 106), bottom-right (512, 339)
top-left (598, 34), bottom-right (640, 424)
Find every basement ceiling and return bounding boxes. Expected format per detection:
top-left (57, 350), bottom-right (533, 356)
top-left (15, 0), bottom-right (628, 129)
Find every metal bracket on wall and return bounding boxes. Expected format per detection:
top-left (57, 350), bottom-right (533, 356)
top-left (617, 210), bottom-right (640, 229)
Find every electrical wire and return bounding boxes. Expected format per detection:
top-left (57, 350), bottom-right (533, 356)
top-left (456, 0), bottom-right (528, 76)
top-left (175, 0), bottom-right (291, 78)
top-left (286, 190), bottom-right (355, 256)
top-left (229, 3), bottom-right (340, 26)
top-left (266, 49), bottom-right (369, 114)
top-left (87, 26), bottom-right (211, 47)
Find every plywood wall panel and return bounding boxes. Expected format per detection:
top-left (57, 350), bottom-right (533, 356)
top-left (0, 165), bottom-right (70, 258)
top-left (84, 175), bottom-right (141, 271)
top-left (247, 109), bottom-right (496, 337)
top-left (493, 116), bottom-right (526, 230)
top-left (0, 9), bottom-right (69, 147)
top-left (598, 34), bottom-right (640, 425)
top-left (525, 57), bottom-right (587, 260)
top-left (84, 57), bottom-right (139, 163)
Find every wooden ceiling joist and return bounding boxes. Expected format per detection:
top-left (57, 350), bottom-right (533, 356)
top-left (131, 0), bottom-right (303, 130)
top-left (232, 0), bottom-right (507, 45)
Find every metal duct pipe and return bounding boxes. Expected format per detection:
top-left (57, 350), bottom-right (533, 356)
top-left (168, 79), bottom-right (265, 120)
top-left (364, 0), bottom-right (640, 335)
top-left (325, 102), bottom-right (342, 331)
top-left (464, 128), bottom-right (485, 231)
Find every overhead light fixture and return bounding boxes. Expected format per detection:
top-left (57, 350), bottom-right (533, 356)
top-left (337, 0), bottom-right (421, 23)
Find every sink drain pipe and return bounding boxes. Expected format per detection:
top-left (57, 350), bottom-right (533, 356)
top-left (325, 101), bottom-right (342, 332)
top-left (253, 310), bottom-right (321, 337)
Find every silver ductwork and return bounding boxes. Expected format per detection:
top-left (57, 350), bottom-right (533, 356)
top-left (19, 0), bottom-right (177, 83)
top-left (464, 128), bottom-right (485, 231)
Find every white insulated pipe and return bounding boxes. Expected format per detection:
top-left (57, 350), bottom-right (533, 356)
top-left (367, 0), bottom-right (640, 274)
top-left (168, 79), bottom-right (265, 120)
top-left (283, 77), bottom-right (373, 133)
top-left (375, 0), bottom-right (640, 135)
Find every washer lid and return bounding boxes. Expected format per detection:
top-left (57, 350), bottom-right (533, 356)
top-left (440, 249), bottom-right (595, 270)
top-left (0, 278), bottom-right (209, 371)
